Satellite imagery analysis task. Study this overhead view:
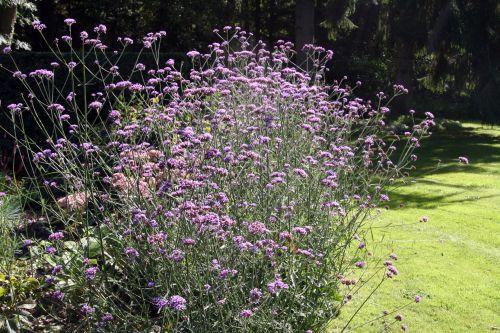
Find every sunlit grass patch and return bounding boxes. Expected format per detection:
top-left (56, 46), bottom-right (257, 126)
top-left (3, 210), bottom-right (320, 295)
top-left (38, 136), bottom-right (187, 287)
top-left (330, 123), bottom-right (500, 332)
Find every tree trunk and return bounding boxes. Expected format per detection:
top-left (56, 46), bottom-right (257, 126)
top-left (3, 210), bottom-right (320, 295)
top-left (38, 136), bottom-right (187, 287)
top-left (254, 0), bottom-right (262, 41)
top-left (242, 0), bottom-right (250, 31)
top-left (393, 41), bottom-right (415, 113)
top-left (0, 5), bottom-right (17, 48)
top-left (225, 0), bottom-right (236, 24)
top-left (267, 0), bottom-right (276, 47)
top-left (295, 0), bottom-right (315, 67)
top-left (427, 1), bottom-right (453, 53)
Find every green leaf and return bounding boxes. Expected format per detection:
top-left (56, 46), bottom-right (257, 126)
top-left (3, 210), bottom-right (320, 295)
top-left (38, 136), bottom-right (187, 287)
top-left (81, 237), bottom-right (102, 258)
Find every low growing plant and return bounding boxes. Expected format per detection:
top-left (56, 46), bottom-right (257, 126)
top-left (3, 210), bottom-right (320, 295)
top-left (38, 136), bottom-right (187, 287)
top-left (1, 21), bottom-right (433, 332)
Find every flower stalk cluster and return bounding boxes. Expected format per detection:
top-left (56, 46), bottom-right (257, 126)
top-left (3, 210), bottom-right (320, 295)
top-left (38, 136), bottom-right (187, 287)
top-left (2, 21), bottom-right (433, 332)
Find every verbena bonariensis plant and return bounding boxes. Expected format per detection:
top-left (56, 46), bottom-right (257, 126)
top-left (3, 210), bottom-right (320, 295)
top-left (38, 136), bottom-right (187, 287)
top-left (1, 21), bottom-right (434, 332)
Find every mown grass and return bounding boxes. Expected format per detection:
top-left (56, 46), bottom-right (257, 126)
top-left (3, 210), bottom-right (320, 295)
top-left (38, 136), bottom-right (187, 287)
top-left (330, 123), bottom-right (500, 332)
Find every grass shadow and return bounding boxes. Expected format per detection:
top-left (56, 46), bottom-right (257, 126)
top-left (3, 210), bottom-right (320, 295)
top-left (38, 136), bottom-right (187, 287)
top-left (387, 123), bottom-right (500, 209)
top-left (412, 124), bottom-right (500, 176)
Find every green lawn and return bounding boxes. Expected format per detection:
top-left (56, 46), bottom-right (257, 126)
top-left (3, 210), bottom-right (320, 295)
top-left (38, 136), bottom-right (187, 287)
top-left (330, 123), bottom-right (500, 332)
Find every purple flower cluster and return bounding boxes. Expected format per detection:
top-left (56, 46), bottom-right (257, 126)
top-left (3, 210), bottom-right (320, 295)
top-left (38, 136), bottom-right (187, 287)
top-left (240, 309), bottom-right (253, 318)
top-left (64, 18), bottom-right (76, 26)
top-left (124, 246), bottom-right (139, 258)
top-left (153, 295), bottom-right (187, 312)
top-left (29, 69), bottom-right (54, 79)
top-left (85, 266), bottom-right (99, 281)
top-left (169, 295), bottom-right (187, 311)
top-left (48, 231), bottom-right (64, 241)
top-left (458, 156), bottom-right (469, 164)
top-left (7, 22), bottom-right (431, 331)
top-left (267, 275), bottom-right (289, 294)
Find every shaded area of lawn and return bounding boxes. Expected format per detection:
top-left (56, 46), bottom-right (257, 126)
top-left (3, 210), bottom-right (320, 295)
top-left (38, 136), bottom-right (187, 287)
top-left (330, 123), bottom-right (500, 332)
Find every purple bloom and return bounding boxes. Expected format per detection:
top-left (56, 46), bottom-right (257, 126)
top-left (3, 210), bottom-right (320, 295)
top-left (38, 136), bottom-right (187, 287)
top-left (267, 275), bottom-right (289, 294)
top-left (48, 103), bottom-right (65, 113)
top-left (240, 309), bottom-right (253, 318)
top-left (380, 106), bottom-right (390, 114)
top-left (169, 295), bottom-right (187, 311)
top-left (48, 231), bottom-right (64, 241)
top-left (7, 103), bottom-right (23, 112)
top-left (94, 24), bottom-right (107, 34)
top-left (45, 276), bottom-right (56, 284)
top-left (168, 249), bottom-right (185, 262)
top-left (248, 221), bottom-right (269, 235)
top-left (85, 266), bottom-right (99, 281)
top-left (297, 248), bottom-right (314, 258)
top-left (80, 142), bottom-right (100, 154)
top-left (45, 246), bottom-right (57, 254)
top-left (279, 231), bottom-right (292, 240)
top-left (187, 50), bottom-right (201, 58)
top-left (29, 69), bottom-right (54, 79)
top-left (12, 71), bottom-right (25, 79)
top-left (250, 288), bottom-right (263, 302)
top-left (108, 110), bottom-right (121, 119)
top-left (124, 247), bottom-right (139, 258)
top-left (32, 20), bottom-right (46, 31)
top-left (219, 268), bottom-right (238, 279)
top-left (114, 81), bottom-right (132, 90)
top-left (292, 226), bottom-right (312, 235)
top-left (64, 18), bottom-right (76, 26)
top-left (89, 101), bottom-right (103, 110)
top-left (355, 261), bottom-right (366, 268)
top-left (153, 296), bottom-right (168, 310)
top-left (50, 290), bottom-right (65, 301)
top-left (415, 295), bottom-right (422, 303)
top-left (80, 31), bottom-right (88, 40)
top-left (387, 264), bottom-right (399, 276)
top-left (458, 156), bottom-right (469, 164)
top-left (81, 303), bottom-right (95, 316)
top-left (293, 168), bottom-right (308, 178)
top-left (101, 313), bottom-right (113, 322)
top-left (51, 264), bottom-right (63, 275)
top-left (129, 83), bottom-right (144, 92)
top-left (182, 238), bottom-right (196, 246)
